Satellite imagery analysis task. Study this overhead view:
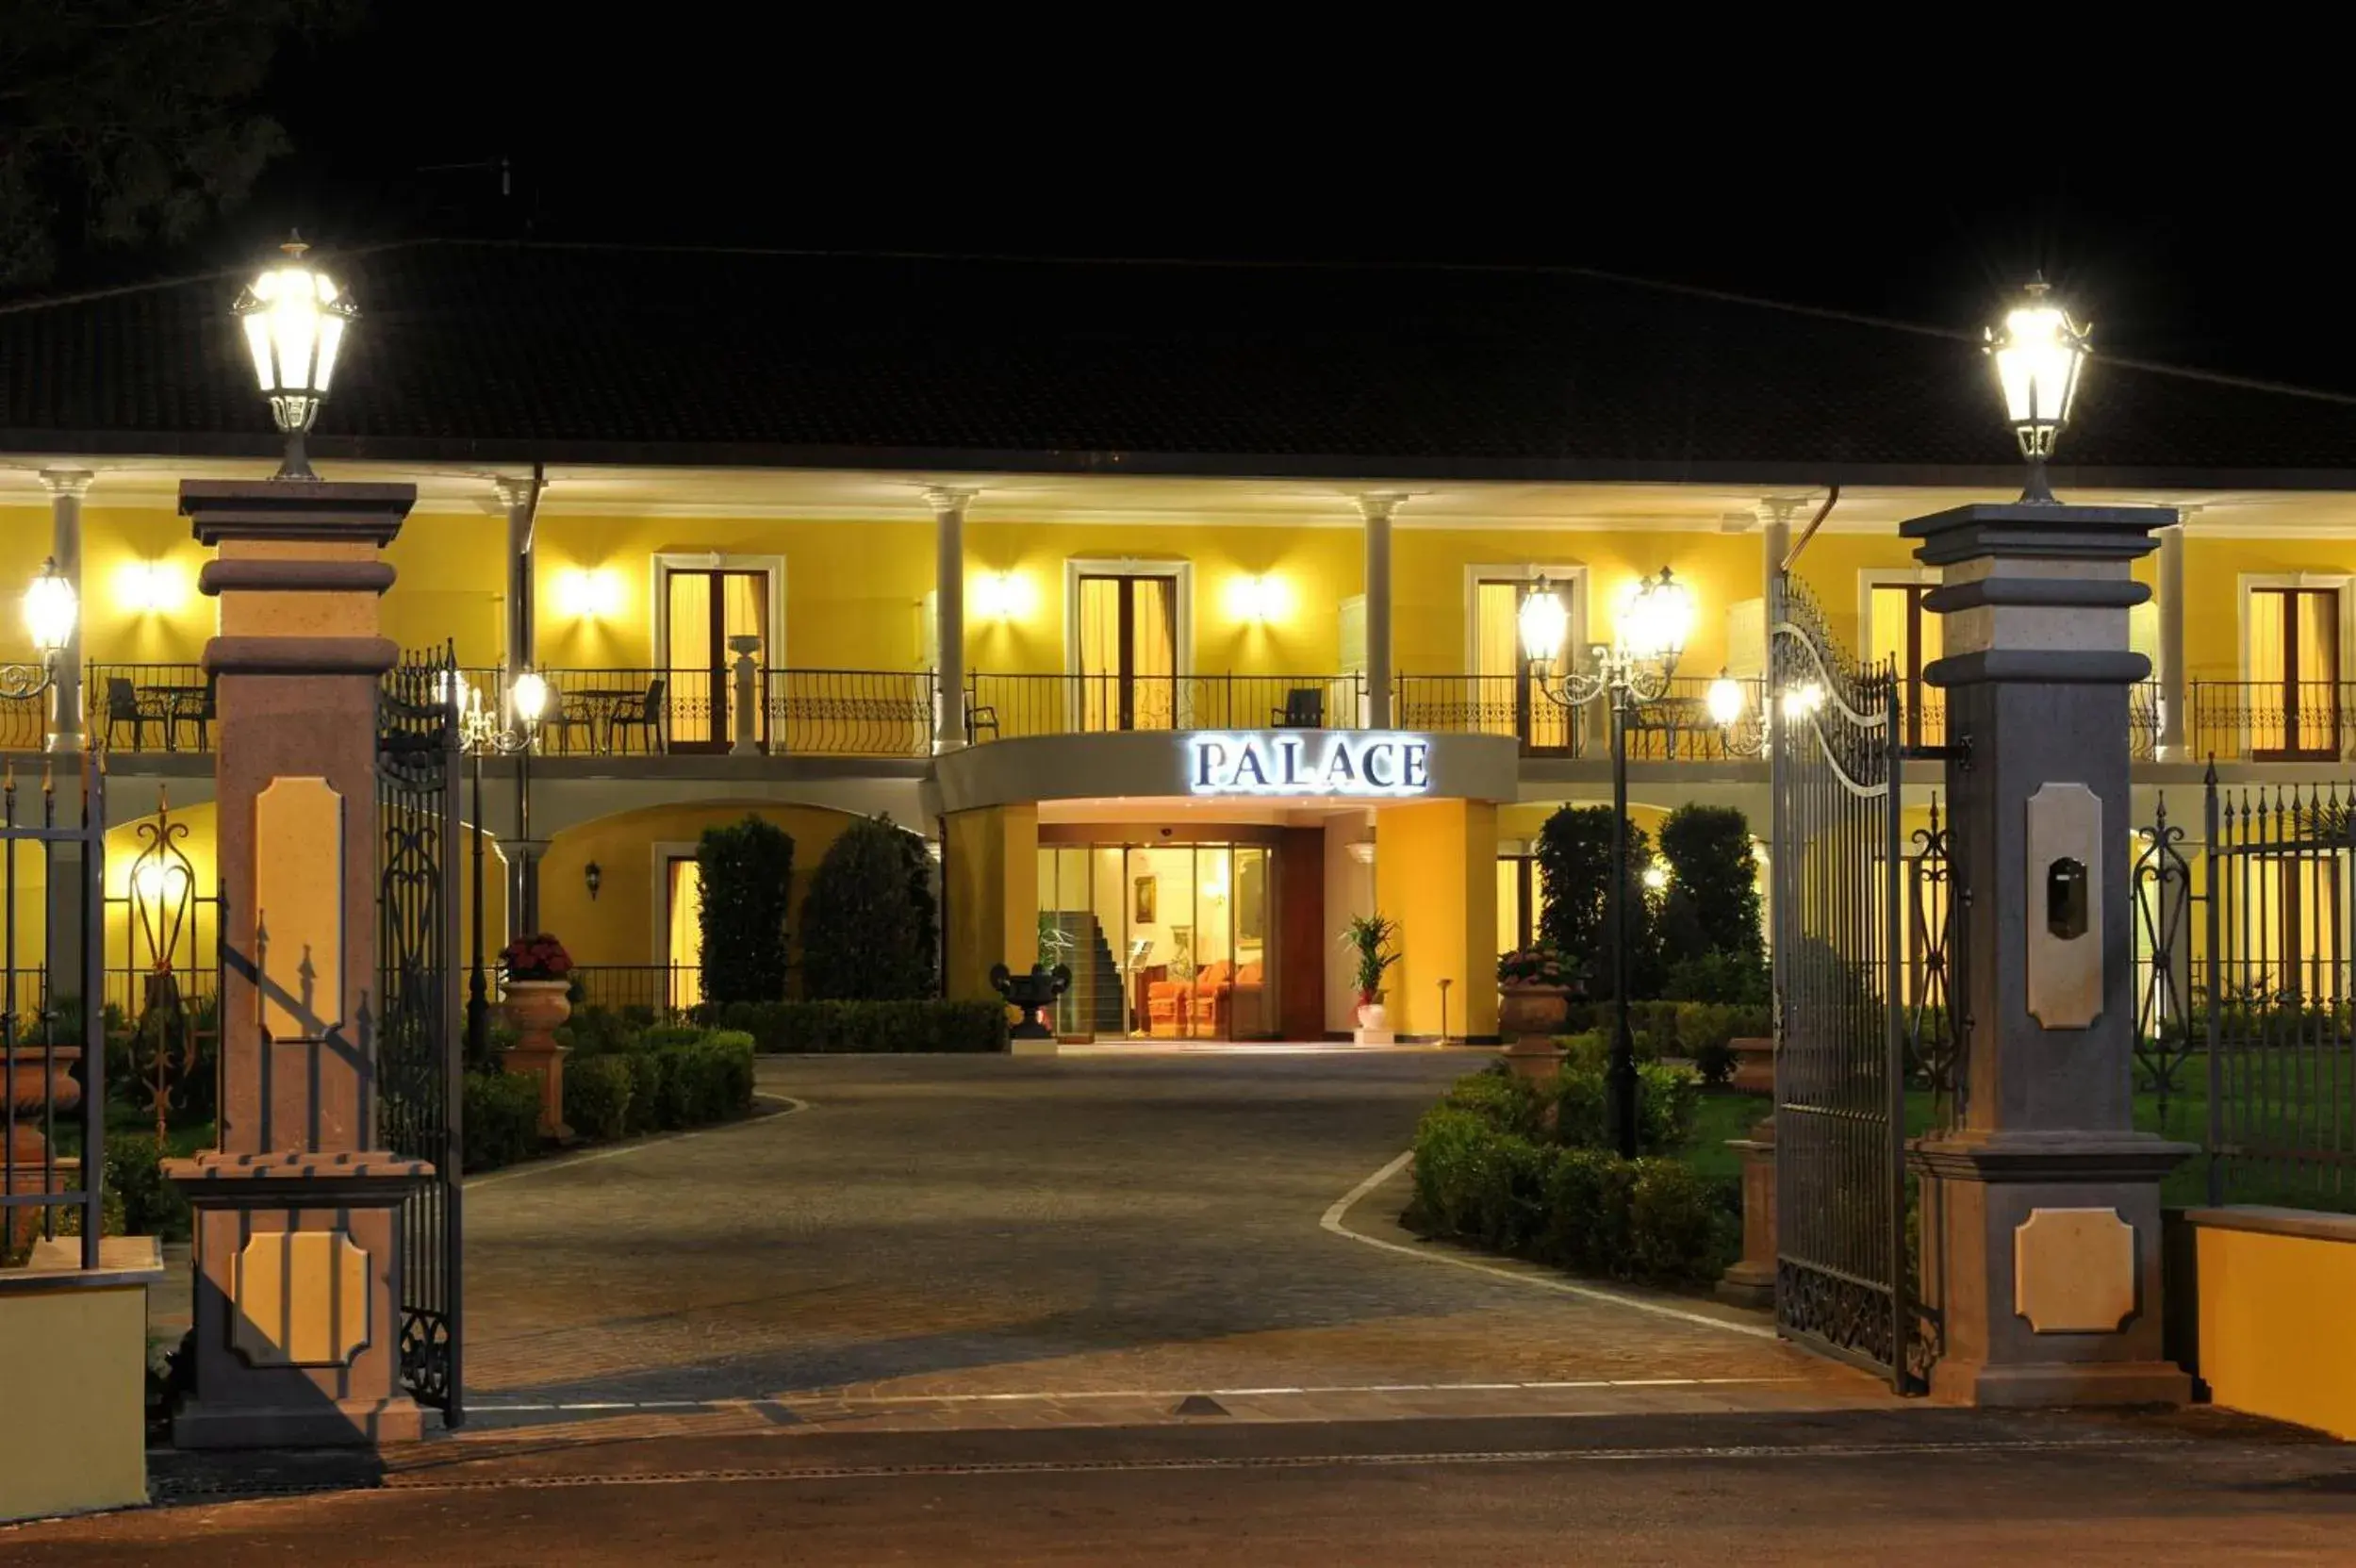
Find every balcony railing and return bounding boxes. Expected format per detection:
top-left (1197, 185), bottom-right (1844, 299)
top-left (1393, 674), bottom-right (1777, 762)
top-left (531, 668), bottom-right (935, 758)
top-left (766, 669), bottom-right (933, 758)
top-left (964, 673), bottom-right (1364, 743)
top-left (2190, 681), bottom-right (2354, 763)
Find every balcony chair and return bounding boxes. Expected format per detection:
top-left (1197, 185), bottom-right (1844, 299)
top-left (604, 676), bottom-right (668, 753)
top-left (1272, 687), bottom-right (1325, 728)
top-left (964, 702), bottom-right (999, 744)
top-left (175, 673), bottom-right (220, 751)
top-left (103, 677), bottom-right (167, 751)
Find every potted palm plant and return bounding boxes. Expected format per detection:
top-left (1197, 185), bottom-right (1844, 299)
top-left (1343, 913), bottom-right (1402, 1042)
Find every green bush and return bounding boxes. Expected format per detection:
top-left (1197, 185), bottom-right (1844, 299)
top-left (561, 1005), bottom-right (642, 1058)
top-left (104, 1132), bottom-right (190, 1242)
top-left (1539, 1058), bottom-right (1699, 1155)
top-left (1690, 1036), bottom-right (1738, 1086)
top-left (1538, 1147), bottom-right (1633, 1273)
top-left (1536, 804), bottom-right (1662, 999)
top-left (463, 1071), bottom-right (543, 1171)
top-left (800, 816), bottom-right (935, 1001)
top-left (1626, 1159), bottom-right (1725, 1283)
top-left (1409, 1105), bottom-right (1504, 1236)
top-left (697, 999), bottom-right (1008, 1053)
top-left (698, 815), bottom-right (796, 1005)
top-left (643, 1022), bottom-right (703, 1050)
top-left (1440, 1065), bottom-right (1544, 1140)
top-left (622, 1049), bottom-right (666, 1131)
top-left (565, 1055), bottom-right (635, 1142)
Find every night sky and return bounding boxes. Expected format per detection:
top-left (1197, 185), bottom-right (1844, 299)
top-left (94, 9), bottom-right (2335, 395)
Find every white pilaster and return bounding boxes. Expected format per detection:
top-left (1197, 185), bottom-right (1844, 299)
top-left (1760, 497), bottom-right (1798, 592)
top-left (1359, 493), bottom-right (1405, 728)
top-left (40, 469), bottom-right (92, 751)
top-left (928, 487), bottom-right (977, 751)
top-left (493, 475), bottom-right (537, 676)
top-left (2158, 516), bottom-right (2188, 759)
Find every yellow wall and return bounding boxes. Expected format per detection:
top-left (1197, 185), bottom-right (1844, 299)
top-left (2176, 1214), bottom-right (2356, 1441)
top-left (382, 513), bottom-right (506, 665)
top-left (531, 516), bottom-right (935, 672)
top-left (539, 800), bottom-right (866, 972)
top-left (943, 804), bottom-right (1038, 1002)
top-left (0, 1279), bottom-right (150, 1522)
top-left (1373, 798), bottom-right (1498, 1040)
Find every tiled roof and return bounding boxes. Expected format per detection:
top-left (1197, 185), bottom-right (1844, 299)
top-left (2, 239), bottom-right (2350, 485)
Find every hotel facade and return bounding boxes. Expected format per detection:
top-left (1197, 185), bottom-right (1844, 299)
top-left (4, 240), bottom-right (2352, 1042)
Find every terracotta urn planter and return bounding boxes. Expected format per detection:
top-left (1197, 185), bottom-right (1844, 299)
top-left (499, 979), bottom-right (574, 1143)
top-left (1497, 982), bottom-right (1572, 1045)
top-left (3, 1045), bottom-right (80, 1255)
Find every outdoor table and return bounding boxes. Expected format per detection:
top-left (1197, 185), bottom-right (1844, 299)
top-left (559, 687), bottom-right (649, 752)
top-left (147, 684), bottom-right (210, 751)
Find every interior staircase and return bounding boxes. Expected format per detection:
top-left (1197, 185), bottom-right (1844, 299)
top-left (1041, 911), bottom-right (1127, 1035)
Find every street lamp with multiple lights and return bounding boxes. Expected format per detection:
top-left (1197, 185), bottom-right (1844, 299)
top-left (1519, 567), bottom-right (1695, 1157)
top-left (447, 670), bottom-right (545, 1065)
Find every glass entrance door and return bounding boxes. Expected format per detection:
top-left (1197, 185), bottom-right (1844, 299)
top-left (667, 568), bottom-right (768, 751)
top-left (1037, 838), bottom-right (1277, 1040)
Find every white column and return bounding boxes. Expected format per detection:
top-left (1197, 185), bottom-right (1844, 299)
top-left (494, 475), bottom-right (537, 676)
top-left (2158, 520), bottom-right (2187, 759)
top-left (928, 487), bottom-right (976, 751)
top-left (1760, 498), bottom-right (1795, 592)
top-left (1359, 492), bottom-right (1404, 728)
top-left (40, 469), bottom-right (91, 751)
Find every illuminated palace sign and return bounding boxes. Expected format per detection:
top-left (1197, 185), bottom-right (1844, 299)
top-left (1187, 732), bottom-right (1432, 797)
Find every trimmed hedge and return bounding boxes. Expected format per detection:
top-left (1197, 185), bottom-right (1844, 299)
top-left (464, 1071), bottom-right (543, 1172)
top-left (694, 999), bottom-right (1009, 1054)
top-left (1561, 999), bottom-right (1770, 1060)
top-left (565, 1055), bottom-right (635, 1142)
top-left (1409, 1066), bottom-right (1732, 1286)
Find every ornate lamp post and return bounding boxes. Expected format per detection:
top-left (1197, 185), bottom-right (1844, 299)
top-left (1522, 568), bottom-right (1694, 1156)
top-left (233, 238), bottom-right (359, 481)
top-left (1985, 276), bottom-right (2090, 504)
top-left (4, 557), bottom-right (78, 706)
top-left (451, 672), bottom-right (539, 1065)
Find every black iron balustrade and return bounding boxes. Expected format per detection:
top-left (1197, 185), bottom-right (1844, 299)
top-left (765, 669), bottom-right (935, 757)
top-left (2190, 679), bottom-right (2352, 763)
top-left (569, 965), bottom-right (703, 1017)
top-left (963, 672), bottom-right (1361, 743)
top-left (84, 663), bottom-right (216, 752)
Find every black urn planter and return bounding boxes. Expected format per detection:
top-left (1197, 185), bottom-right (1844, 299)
top-left (991, 962), bottom-right (1072, 1040)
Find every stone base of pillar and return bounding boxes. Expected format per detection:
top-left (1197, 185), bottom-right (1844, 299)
top-left (501, 1040), bottom-right (575, 1144)
top-left (164, 1154), bottom-right (430, 1449)
top-left (1913, 1133), bottom-right (2193, 1411)
top-left (1499, 1037), bottom-right (1565, 1085)
top-left (1718, 1114), bottom-right (1776, 1309)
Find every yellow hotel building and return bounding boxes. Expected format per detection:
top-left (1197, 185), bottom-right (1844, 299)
top-left (2, 241), bottom-right (2351, 1041)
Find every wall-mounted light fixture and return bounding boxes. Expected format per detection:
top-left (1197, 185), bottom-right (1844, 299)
top-left (584, 860), bottom-right (602, 900)
top-left (971, 569), bottom-right (1032, 620)
top-left (1227, 573), bottom-right (1286, 623)
top-left (555, 567), bottom-right (622, 620)
top-left (114, 560), bottom-right (188, 615)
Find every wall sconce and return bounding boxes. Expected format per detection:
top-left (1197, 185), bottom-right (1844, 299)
top-left (971, 569), bottom-right (1031, 620)
top-left (584, 861), bottom-right (602, 900)
top-left (555, 567), bottom-right (622, 620)
top-left (1227, 573), bottom-right (1285, 623)
top-left (114, 561), bottom-right (188, 615)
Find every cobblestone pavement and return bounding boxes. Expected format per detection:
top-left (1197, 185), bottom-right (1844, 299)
top-left (460, 1051), bottom-right (1882, 1425)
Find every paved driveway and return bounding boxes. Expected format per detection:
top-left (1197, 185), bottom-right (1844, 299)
top-left (462, 1050), bottom-right (1874, 1424)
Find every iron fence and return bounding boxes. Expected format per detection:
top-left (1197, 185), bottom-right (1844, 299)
top-left (570, 965), bottom-right (702, 1016)
top-left (0, 696), bottom-right (41, 751)
top-left (2, 755), bottom-right (106, 1271)
top-left (86, 663), bottom-right (214, 752)
top-left (1394, 673), bottom-right (1772, 761)
top-left (964, 673), bottom-right (1360, 742)
top-left (2129, 680), bottom-right (2163, 762)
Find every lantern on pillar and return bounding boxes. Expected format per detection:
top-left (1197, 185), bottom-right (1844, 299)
top-left (233, 238), bottom-right (359, 481)
top-left (1985, 276), bottom-right (2090, 503)
top-left (2, 557), bottom-right (77, 700)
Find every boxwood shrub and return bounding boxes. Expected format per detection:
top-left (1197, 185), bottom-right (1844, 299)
top-left (695, 999), bottom-right (1008, 1054)
top-left (565, 1054), bottom-right (635, 1142)
top-left (1409, 1065), bottom-right (1732, 1286)
top-left (464, 1071), bottom-right (543, 1172)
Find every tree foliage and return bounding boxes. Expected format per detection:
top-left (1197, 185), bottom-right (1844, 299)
top-left (1535, 804), bottom-right (1659, 999)
top-left (0, 0), bottom-right (357, 290)
top-left (1656, 804), bottom-right (1767, 1002)
top-left (696, 815), bottom-right (795, 1005)
top-left (799, 817), bottom-right (935, 1002)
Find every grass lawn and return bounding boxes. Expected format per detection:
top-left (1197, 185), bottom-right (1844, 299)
top-left (1678, 1085), bottom-right (2355, 1215)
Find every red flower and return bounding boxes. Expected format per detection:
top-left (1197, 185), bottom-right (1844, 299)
top-left (502, 932), bottom-right (574, 982)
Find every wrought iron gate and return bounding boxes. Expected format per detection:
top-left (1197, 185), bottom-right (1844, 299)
top-left (378, 652), bottom-right (465, 1423)
top-left (1770, 574), bottom-right (1914, 1390)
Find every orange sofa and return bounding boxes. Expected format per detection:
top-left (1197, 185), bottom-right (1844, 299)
top-left (1191, 961), bottom-right (1265, 1038)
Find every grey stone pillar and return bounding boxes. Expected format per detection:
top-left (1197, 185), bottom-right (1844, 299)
top-left (495, 476), bottom-right (535, 677)
top-left (40, 469), bottom-right (91, 751)
top-left (2156, 521), bottom-right (2187, 758)
top-left (1902, 499), bottom-right (2192, 1409)
top-left (1360, 493), bottom-right (1403, 728)
top-left (928, 487), bottom-right (973, 751)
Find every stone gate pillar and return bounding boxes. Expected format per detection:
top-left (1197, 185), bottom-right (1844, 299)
top-left (164, 480), bottom-right (429, 1447)
top-left (1903, 500), bottom-right (2193, 1408)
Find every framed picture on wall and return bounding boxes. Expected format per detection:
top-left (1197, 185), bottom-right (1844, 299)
top-left (1134, 874), bottom-right (1158, 924)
